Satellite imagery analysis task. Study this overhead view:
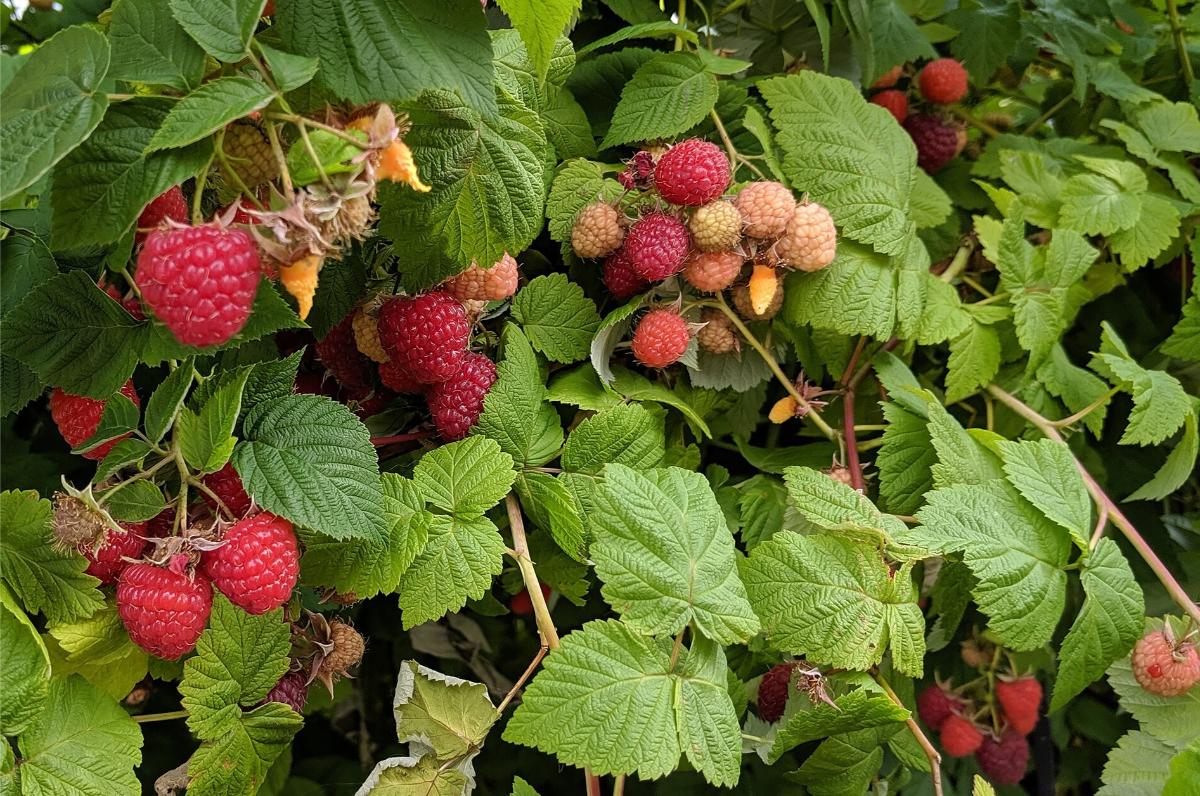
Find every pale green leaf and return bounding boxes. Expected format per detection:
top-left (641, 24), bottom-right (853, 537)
top-left (397, 514), bottom-right (505, 629)
top-left (561, 404), bottom-right (665, 474)
top-left (147, 77), bottom-right (275, 152)
top-left (476, 325), bottom-right (564, 467)
top-left (413, 435), bottom-right (516, 517)
top-left (168, 0), bottom-right (264, 62)
top-left (1092, 323), bottom-right (1190, 446)
top-left (357, 753), bottom-right (468, 796)
top-left (392, 660), bottom-right (496, 759)
top-left (187, 703), bottom-right (302, 796)
top-left (1135, 101), bottom-right (1200, 153)
top-left (575, 21), bottom-right (695, 56)
top-left (601, 52), bottom-right (719, 148)
top-left (1037, 344), bottom-right (1111, 436)
top-left (1098, 730), bottom-right (1175, 796)
top-left (511, 274), bottom-right (601, 364)
top-left (923, 397), bottom-right (1004, 488)
top-left (43, 602), bottom-right (148, 701)
top-left (514, 472), bottom-right (587, 562)
top-left (1162, 290), bottom-right (1200, 361)
top-left (946, 321), bottom-right (1001, 403)
top-left (144, 360), bottom-right (194, 444)
top-left (179, 368), bottom-right (248, 473)
top-left (997, 438), bottom-right (1091, 549)
top-left (1126, 409), bottom-right (1199, 501)
top-left (1058, 173), bottom-right (1141, 235)
top-left (257, 43), bottom-right (319, 93)
top-left (1109, 193), bottom-right (1181, 271)
top-left (0, 594), bottom-right (49, 735)
top-left (674, 635), bottom-right (741, 787)
top-left (876, 402), bottom-right (936, 516)
top-left (495, 0), bottom-right (579, 82)
top-left (783, 244), bottom-right (899, 340)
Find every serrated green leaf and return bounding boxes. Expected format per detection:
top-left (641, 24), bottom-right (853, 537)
top-left (1091, 322), bottom-right (1190, 446)
top-left (1126, 409), bottom-right (1199, 501)
top-left (947, 0), bottom-right (1021, 83)
top-left (742, 534), bottom-right (925, 674)
top-left (783, 244), bottom-right (898, 340)
top-left (147, 77), bottom-right (276, 152)
top-left (392, 660), bottom-right (496, 759)
top-left (1098, 730), bottom-right (1176, 796)
top-left (1050, 539), bottom-right (1142, 712)
top-left (358, 752), bottom-right (469, 795)
top-left (511, 274), bottom-right (601, 363)
top-left (868, 0), bottom-right (936, 78)
top-left (0, 594), bottom-right (49, 736)
top-left (514, 472), bottom-right (587, 562)
top-left (101, 479), bottom-right (166, 522)
top-left (179, 368), bottom-right (248, 473)
top-left (512, 776), bottom-right (539, 796)
top-left (591, 465), bottom-right (759, 644)
top-left (562, 403), bottom-right (665, 474)
top-left (397, 513), bottom-right (506, 629)
top-left (575, 21), bottom-right (695, 56)
top-left (94, 439), bottom-right (155, 482)
top-left (946, 321), bottom-right (1001, 402)
top-left (75, 388), bottom-right (139, 457)
top-left (43, 600), bottom-right (149, 700)
top-left (1163, 288), bottom-right (1200, 361)
top-left (496, 0), bottom-right (579, 82)
top-left (783, 466), bottom-right (891, 535)
top-left (0, 27), bottom-right (111, 201)
top-left (1037, 344), bottom-right (1111, 436)
top-left (413, 435), bottom-right (516, 516)
top-left (922, 397), bottom-right (1004, 488)
top-left (109, 0), bottom-right (206, 90)
top-left (1109, 193), bottom-right (1181, 271)
top-left (145, 360), bottom-right (194, 443)
top-left (609, 366), bottom-right (712, 438)
top-left (769, 688), bottom-right (910, 762)
top-left (257, 42), bottom-right (319, 93)
top-left (877, 403), bottom-right (936, 517)
top-left (791, 725), bottom-right (897, 795)
top-left (997, 438), bottom-right (1091, 549)
top-left (1136, 101), bottom-right (1200, 153)
top-left (234, 393), bottom-right (386, 540)
top-left (477, 325), bottom-right (564, 467)
top-left (601, 52), bottom-right (718, 148)
top-left (1058, 172), bottom-right (1141, 236)
top-left (187, 703), bottom-right (302, 796)
top-left (168, 0), bottom-right (263, 62)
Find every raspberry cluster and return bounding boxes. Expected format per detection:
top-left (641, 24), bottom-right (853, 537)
top-left (863, 58), bottom-right (969, 173)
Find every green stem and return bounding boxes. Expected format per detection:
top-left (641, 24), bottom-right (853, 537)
top-left (134, 709), bottom-right (189, 723)
top-left (190, 153), bottom-right (214, 225)
top-left (675, 0), bottom-right (687, 51)
top-left (264, 120), bottom-right (293, 196)
top-left (874, 671), bottom-right (943, 796)
top-left (1049, 385), bottom-right (1120, 429)
top-left (950, 107), bottom-right (999, 139)
top-left (97, 456), bottom-right (174, 506)
top-left (1165, 0), bottom-right (1195, 84)
top-left (1024, 94), bottom-right (1073, 136)
top-left (938, 242), bottom-right (974, 284)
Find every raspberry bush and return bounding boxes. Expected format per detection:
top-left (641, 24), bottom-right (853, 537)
top-left (1, 2), bottom-right (1198, 795)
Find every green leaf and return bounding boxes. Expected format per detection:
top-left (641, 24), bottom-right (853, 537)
top-left (742, 535), bottom-right (925, 675)
top-left (187, 703), bottom-right (302, 796)
top-left (791, 726), bottom-right (896, 796)
top-left (495, 0), bottom-right (580, 82)
top-left (1037, 344), bottom-right (1111, 437)
top-left (101, 479), bottom-right (166, 522)
top-left (413, 435), bottom-right (516, 516)
top-left (77, 388), bottom-right (140, 457)
top-left (1091, 322), bottom-right (1190, 446)
top-left (179, 368), bottom-right (248, 473)
top-left (1098, 730), bottom-right (1176, 796)
top-left (1135, 101), bottom-right (1200, 153)
top-left (782, 466), bottom-right (899, 542)
top-left (769, 687), bottom-right (910, 762)
top-left (997, 439), bottom-right (1091, 550)
top-left (761, 72), bottom-right (917, 257)
top-left (0, 593), bottom-right (49, 736)
top-left (947, 0), bottom-right (1021, 83)
top-left (144, 360), bottom-right (194, 443)
top-left (234, 393), bottom-right (386, 540)
top-left (284, 128), bottom-right (366, 186)
top-left (0, 490), bottom-right (103, 624)
top-left (867, 0), bottom-right (936, 77)
top-left (109, 0), bottom-right (206, 90)
top-left (168, 0), bottom-right (264, 62)
top-left (44, 598), bottom-right (149, 698)
top-left (1050, 539), bottom-right (1143, 712)
top-left (946, 322), bottom-right (1001, 403)
top-left (14, 675), bottom-right (142, 795)
top-left (591, 465), bottom-right (759, 644)
top-left (396, 513), bottom-right (506, 629)
top-left (545, 159), bottom-right (624, 247)
top-left (1109, 193), bottom-right (1181, 271)
top-left (601, 52), bottom-right (719, 149)
top-left (1058, 172), bottom-right (1141, 236)
top-left (514, 472), bottom-right (587, 562)
top-left (909, 170), bottom-right (953, 229)
top-left (562, 403), bottom-right (665, 474)
top-left (1126, 409), bottom-right (1199, 501)
top-left (542, 86), bottom-right (597, 160)
top-left (511, 274), bottom-right (601, 364)
top-left (876, 403), bottom-right (936, 517)
top-left (392, 659), bottom-right (496, 759)
top-left (147, 77), bottom-right (276, 152)
top-left (902, 481), bottom-right (1071, 650)
top-left (257, 42), bottom-right (320, 93)
top-left (610, 366), bottom-right (712, 438)
top-left (301, 474), bottom-right (427, 598)
top-left (783, 243), bottom-right (902, 340)
top-left (357, 753), bottom-right (468, 795)
top-left (0, 26), bottom-right (111, 201)
top-left (477, 325), bottom-right (564, 467)
top-left (512, 776), bottom-right (539, 796)
top-left (923, 397), bottom-right (1005, 488)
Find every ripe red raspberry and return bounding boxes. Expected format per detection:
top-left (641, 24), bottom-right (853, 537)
top-left (444, 253), bottom-right (519, 301)
top-left (654, 139), bottom-right (731, 206)
top-left (377, 291), bottom-right (470, 384)
top-left (919, 58), bottom-right (969, 105)
top-left (757, 663), bottom-right (794, 723)
top-left (425, 351), bottom-right (497, 440)
top-left (202, 513), bottom-right (299, 615)
top-left (872, 65), bottom-right (903, 89)
top-left (697, 309), bottom-right (738, 355)
top-left (903, 114), bottom-right (958, 173)
top-left (49, 380), bottom-right (140, 460)
top-left (975, 730), bottom-right (1030, 786)
top-left (683, 250), bottom-right (743, 293)
top-left (264, 670), bottom-right (308, 713)
top-left (734, 181), bottom-right (796, 240)
top-left (201, 462), bottom-right (253, 519)
top-left (378, 359), bottom-right (424, 394)
top-left (1132, 630), bottom-right (1200, 696)
top-left (135, 186), bottom-right (188, 243)
top-left (632, 308), bottom-right (691, 368)
top-left (316, 313), bottom-right (374, 392)
top-left (571, 203), bottom-right (625, 259)
top-left (995, 677), bottom-right (1042, 735)
top-left (117, 563), bottom-right (212, 659)
top-left (939, 714), bottom-right (983, 757)
top-left (777, 201), bottom-right (838, 272)
top-left (510, 583), bottom-right (551, 616)
top-left (917, 685), bottom-right (960, 730)
top-left (625, 212), bottom-right (691, 281)
top-left (602, 247), bottom-right (649, 300)
top-left (688, 200), bottom-right (742, 251)
top-left (81, 523), bottom-right (148, 585)
top-left (870, 89), bottom-right (909, 123)
top-left (136, 224), bottom-right (261, 347)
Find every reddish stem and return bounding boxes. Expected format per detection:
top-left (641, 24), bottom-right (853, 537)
top-left (841, 337), bottom-right (869, 491)
top-left (370, 431), bottom-right (432, 447)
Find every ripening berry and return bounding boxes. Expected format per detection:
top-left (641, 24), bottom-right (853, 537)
top-left (872, 65), bottom-right (904, 88)
top-left (697, 309), bottom-right (738, 355)
top-left (220, 122), bottom-right (279, 189)
top-left (631, 309), bottom-right (691, 368)
top-left (757, 663), bottom-right (795, 723)
top-left (445, 254), bottom-right (519, 301)
top-left (683, 250), bottom-right (743, 293)
top-left (776, 201), bottom-right (837, 272)
top-left (734, 181), bottom-right (796, 240)
top-left (732, 274), bottom-right (784, 320)
top-left (918, 58), bottom-right (969, 105)
top-left (917, 685), bottom-right (960, 731)
top-left (49, 381), bottom-right (141, 460)
top-left (995, 677), bottom-right (1042, 735)
top-left (1131, 630), bottom-right (1200, 697)
top-left (688, 200), bottom-right (742, 251)
top-left (870, 89), bottom-right (909, 123)
top-left (571, 203), bottom-right (625, 259)
top-left (939, 715), bottom-right (983, 757)
top-left (135, 186), bottom-right (188, 242)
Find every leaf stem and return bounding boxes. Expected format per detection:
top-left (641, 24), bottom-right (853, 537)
top-left (264, 120), bottom-right (293, 196)
top-left (191, 152), bottom-right (214, 225)
top-left (1165, 0), bottom-right (1195, 84)
top-left (986, 384), bottom-right (1200, 625)
top-left (840, 337), bottom-right (869, 491)
top-left (873, 671), bottom-right (942, 796)
top-left (1049, 385), bottom-right (1120, 429)
top-left (613, 774), bottom-right (626, 796)
top-left (504, 494), bottom-right (560, 650)
top-left (1023, 94), bottom-right (1072, 136)
top-left (938, 242), bottom-right (974, 285)
top-left (668, 627), bottom-right (687, 671)
top-left (950, 107), bottom-right (999, 139)
top-left (134, 709), bottom-right (189, 723)
top-left (96, 455), bottom-right (174, 506)
top-left (270, 113), bottom-right (372, 149)
top-left (494, 645), bottom-right (548, 715)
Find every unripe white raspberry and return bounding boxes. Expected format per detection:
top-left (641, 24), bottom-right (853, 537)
top-left (776, 201), bottom-right (837, 272)
top-left (734, 181), bottom-right (796, 239)
top-left (571, 203), bottom-right (624, 259)
top-left (683, 250), bottom-right (743, 293)
top-left (688, 200), bottom-right (742, 251)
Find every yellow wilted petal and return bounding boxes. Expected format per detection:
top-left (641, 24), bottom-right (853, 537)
top-left (768, 395), bottom-right (798, 424)
top-left (379, 140), bottom-right (430, 192)
top-left (749, 264), bottom-right (778, 316)
top-left (279, 255), bottom-right (322, 320)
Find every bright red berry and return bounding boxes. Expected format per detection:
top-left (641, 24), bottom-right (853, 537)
top-left (426, 351), bottom-right (497, 441)
top-left (916, 685), bottom-right (960, 731)
top-left (378, 359), bottom-right (424, 394)
top-left (654, 139), bottom-right (731, 206)
top-left (49, 380), bottom-right (140, 460)
top-left (632, 309), bottom-right (691, 369)
top-left (377, 291), bottom-right (470, 385)
top-left (1132, 630), bottom-right (1200, 696)
top-left (919, 59), bottom-right (968, 105)
top-left (976, 730), bottom-right (1030, 786)
top-left (81, 523), bottom-right (148, 585)
top-left (117, 563), bottom-right (212, 659)
top-left (995, 677), bottom-right (1042, 735)
top-left (264, 670), bottom-right (308, 713)
top-left (135, 186), bottom-right (188, 243)
top-left (870, 89), bottom-right (909, 123)
top-left (625, 212), bottom-right (691, 281)
top-left (201, 462), bottom-right (253, 519)
top-left (201, 512), bottom-right (299, 615)
top-left (136, 224), bottom-right (261, 347)
top-left (510, 583), bottom-right (551, 616)
top-left (316, 312), bottom-right (374, 392)
top-left (903, 114), bottom-right (958, 173)
top-left (757, 663), bottom-right (795, 723)
top-left (872, 65), bottom-right (903, 89)
top-left (602, 247), bottom-right (650, 300)
top-left (939, 714), bottom-right (983, 757)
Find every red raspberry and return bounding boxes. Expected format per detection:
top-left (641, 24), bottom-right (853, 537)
top-left (870, 89), bottom-right (909, 123)
top-left (631, 308), bottom-right (690, 368)
top-left (903, 114), bottom-right (958, 173)
top-left (201, 512), bottom-right (299, 615)
top-left (444, 253), bottom-right (519, 301)
top-left (377, 291), bottom-right (470, 385)
top-left (49, 380), bottom-right (140, 460)
top-left (201, 462), bottom-right (253, 519)
top-left (1131, 630), bottom-right (1200, 696)
top-left (81, 522), bottom-right (148, 585)
top-left (264, 670), bottom-right (308, 713)
top-left (625, 212), bottom-right (691, 281)
top-left (316, 313), bottom-right (374, 392)
top-left (872, 65), bottom-right (903, 89)
top-left (602, 247), bottom-right (649, 300)
top-left (916, 685), bottom-right (960, 731)
top-left (136, 224), bottom-right (261, 347)
top-left (653, 139), bottom-right (731, 206)
top-left (939, 714), bottom-right (983, 757)
top-left (135, 186), bottom-right (188, 243)
top-left (117, 563), bottom-right (212, 659)
top-left (995, 677), bottom-right (1042, 735)
top-left (918, 58), bottom-right (969, 105)
top-left (683, 250), bottom-right (743, 293)
top-left (425, 351), bottom-right (497, 440)
top-left (510, 583), bottom-right (551, 616)
top-left (145, 508), bottom-right (176, 538)
top-left (975, 730), bottom-right (1030, 785)
top-left (378, 359), bottom-right (424, 394)
top-left (757, 663), bottom-right (794, 723)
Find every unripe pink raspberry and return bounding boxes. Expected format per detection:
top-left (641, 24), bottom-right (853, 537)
top-left (734, 182), bottom-right (796, 239)
top-left (625, 212), bottom-right (691, 281)
top-left (444, 253), bottom-right (519, 301)
top-left (870, 89), bottom-right (909, 123)
top-left (776, 201), bottom-right (837, 272)
top-left (688, 200), bottom-right (742, 251)
top-left (571, 203), bottom-right (624, 259)
top-left (653, 139), bottom-right (731, 206)
top-left (682, 250), bottom-right (743, 293)
top-left (697, 309), bottom-right (738, 354)
top-left (631, 309), bottom-right (691, 368)
top-left (918, 58), bottom-right (968, 105)
top-left (602, 247), bottom-right (649, 300)
top-left (1132, 630), bottom-right (1200, 697)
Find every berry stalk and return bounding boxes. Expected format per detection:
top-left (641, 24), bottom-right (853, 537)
top-left (874, 670), bottom-right (943, 796)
